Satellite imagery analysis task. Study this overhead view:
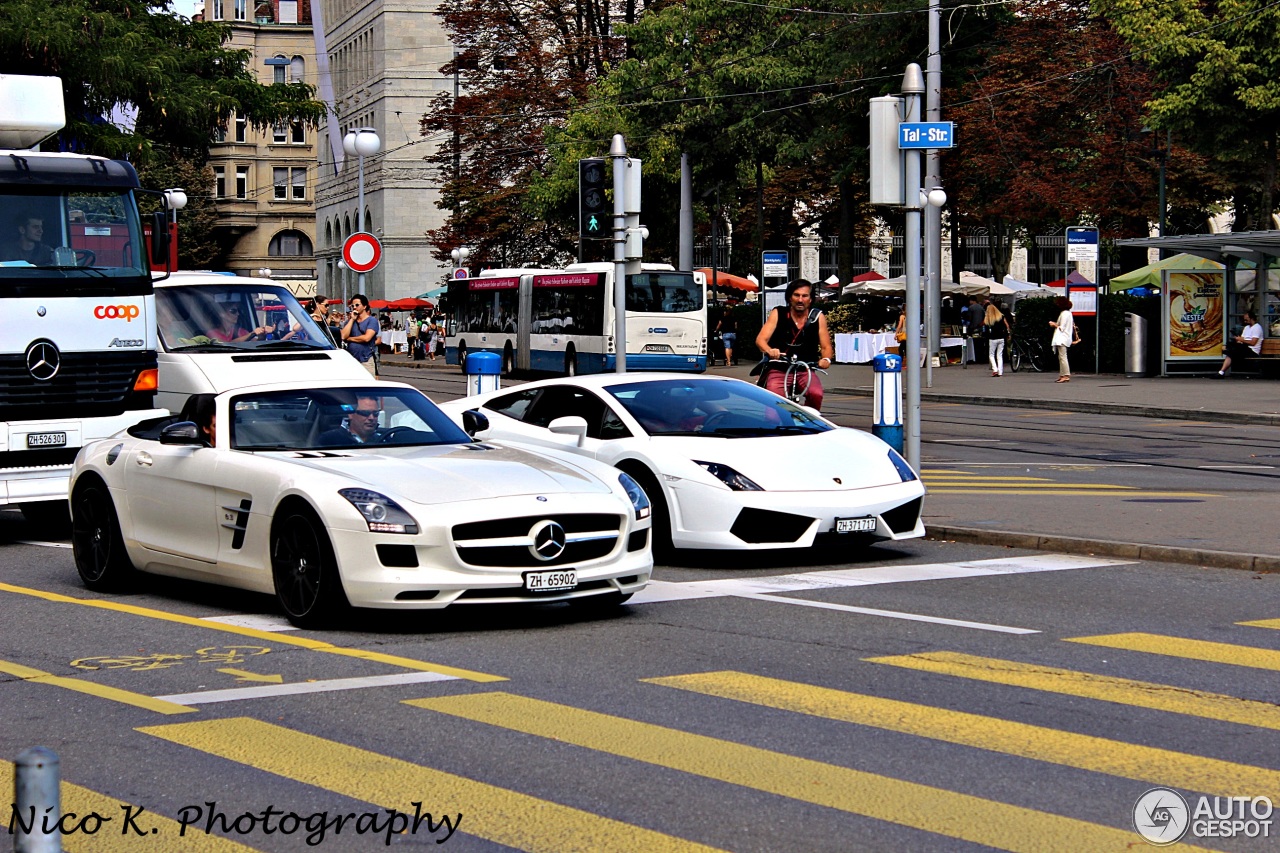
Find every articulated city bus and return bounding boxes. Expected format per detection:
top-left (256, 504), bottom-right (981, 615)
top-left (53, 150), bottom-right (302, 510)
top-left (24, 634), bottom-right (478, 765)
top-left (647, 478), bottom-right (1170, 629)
top-left (445, 263), bottom-right (707, 375)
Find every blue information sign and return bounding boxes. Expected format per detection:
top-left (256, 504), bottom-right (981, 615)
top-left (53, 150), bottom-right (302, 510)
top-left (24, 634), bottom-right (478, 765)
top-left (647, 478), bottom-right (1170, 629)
top-left (762, 250), bottom-right (789, 278)
top-left (898, 122), bottom-right (956, 149)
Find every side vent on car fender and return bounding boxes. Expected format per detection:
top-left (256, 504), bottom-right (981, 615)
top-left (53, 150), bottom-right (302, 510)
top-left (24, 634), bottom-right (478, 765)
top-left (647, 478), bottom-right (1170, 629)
top-left (220, 499), bottom-right (253, 549)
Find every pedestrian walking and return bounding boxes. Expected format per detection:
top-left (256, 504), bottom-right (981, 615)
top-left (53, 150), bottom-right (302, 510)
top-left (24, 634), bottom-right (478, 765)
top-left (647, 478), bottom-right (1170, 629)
top-left (406, 312), bottom-right (420, 359)
top-left (426, 316), bottom-right (440, 361)
top-left (983, 300), bottom-right (1011, 376)
top-left (715, 309), bottom-right (738, 366)
top-left (1049, 296), bottom-right (1076, 382)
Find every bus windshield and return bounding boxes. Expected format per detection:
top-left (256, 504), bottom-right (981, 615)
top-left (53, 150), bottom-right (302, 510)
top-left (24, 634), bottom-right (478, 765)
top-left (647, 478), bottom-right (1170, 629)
top-left (0, 189), bottom-right (146, 279)
top-left (625, 272), bottom-right (704, 313)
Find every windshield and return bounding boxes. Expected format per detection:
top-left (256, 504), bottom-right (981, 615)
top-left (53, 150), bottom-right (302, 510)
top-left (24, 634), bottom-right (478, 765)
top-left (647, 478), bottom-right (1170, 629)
top-left (230, 386), bottom-right (472, 450)
top-left (625, 272), bottom-right (704, 313)
top-left (608, 379), bottom-right (833, 437)
top-left (158, 284), bottom-right (333, 351)
top-left (0, 189), bottom-right (147, 279)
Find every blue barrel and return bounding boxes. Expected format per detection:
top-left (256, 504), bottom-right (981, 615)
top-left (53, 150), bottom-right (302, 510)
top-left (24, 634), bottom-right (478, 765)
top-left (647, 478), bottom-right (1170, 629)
top-left (464, 351), bottom-right (501, 396)
top-left (871, 353), bottom-right (903, 452)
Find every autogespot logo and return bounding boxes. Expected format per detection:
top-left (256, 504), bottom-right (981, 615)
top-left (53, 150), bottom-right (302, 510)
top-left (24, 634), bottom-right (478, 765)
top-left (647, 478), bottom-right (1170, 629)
top-left (1134, 788), bottom-right (1190, 846)
top-left (94, 304), bottom-right (140, 321)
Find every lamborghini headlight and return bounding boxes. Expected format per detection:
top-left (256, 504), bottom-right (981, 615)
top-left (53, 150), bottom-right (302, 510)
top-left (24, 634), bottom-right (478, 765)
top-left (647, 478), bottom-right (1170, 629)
top-left (887, 448), bottom-right (919, 482)
top-left (694, 461), bottom-right (764, 491)
top-left (339, 488), bottom-right (420, 534)
top-left (618, 472), bottom-right (651, 519)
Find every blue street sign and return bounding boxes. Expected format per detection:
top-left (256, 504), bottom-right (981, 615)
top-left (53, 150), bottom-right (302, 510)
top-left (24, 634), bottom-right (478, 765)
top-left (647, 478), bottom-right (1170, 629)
top-left (762, 250), bottom-right (789, 278)
top-left (1065, 226), bottom-right (1099, 262)
top-left (898, 122), bottom-right (956, 149)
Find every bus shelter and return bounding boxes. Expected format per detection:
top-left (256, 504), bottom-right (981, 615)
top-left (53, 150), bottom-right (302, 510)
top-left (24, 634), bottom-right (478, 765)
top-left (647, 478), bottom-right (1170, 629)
top-left (1115, 231), bottom-right (1280, 375)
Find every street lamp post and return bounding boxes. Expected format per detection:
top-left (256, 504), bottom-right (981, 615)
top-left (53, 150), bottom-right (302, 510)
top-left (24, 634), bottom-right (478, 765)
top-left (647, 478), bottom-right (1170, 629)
top-left (161, 188), bottom-right (187, 270)
top-left (342, 128), bottom-right (382, 298)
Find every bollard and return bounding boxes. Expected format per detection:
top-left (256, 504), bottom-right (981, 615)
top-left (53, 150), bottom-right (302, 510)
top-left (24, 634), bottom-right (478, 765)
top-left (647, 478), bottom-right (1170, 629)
top-left (14, 747), bottom-right (60, 853)
top-left (871, 352), bottom-right (904, 453)
top-left (463, 351), bottom-right (501, 397)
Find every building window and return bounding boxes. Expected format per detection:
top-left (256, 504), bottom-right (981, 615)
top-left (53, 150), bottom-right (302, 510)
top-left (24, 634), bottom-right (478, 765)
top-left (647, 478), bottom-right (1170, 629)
top-left (273, 167), bottom-right (307, 199)
top-left (279, 0), bottom-right (298, 24)
top-left (290, 56), bottom-right (305, 82)
top-left (273, 123), bottom-right (288, 144)
top-left (234, 115), bottom-right (247, 143)
top-left (236, 166), bottom-right (249, 199)
top-left (213, 124), bottom-right (226, 143)
top-left (269, 230), bottom-right (313, 257)
top-left (213, 166), bottom-right (226, 198)
top-left (210, 0), bottom-right (223, 20)
top-left (273, 63), bottom-right (286, 85)
top-left (234, 0), bottom-right (247, 20)
top-left (290, 121), bottom-right (305, 144)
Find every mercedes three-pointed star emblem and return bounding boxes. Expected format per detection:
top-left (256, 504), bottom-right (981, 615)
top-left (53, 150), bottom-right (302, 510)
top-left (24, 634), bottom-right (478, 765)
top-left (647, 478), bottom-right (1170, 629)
top-left (25, 340), bottom-right (60, 382)
top-left (529, 520), bottom-right (567, 562)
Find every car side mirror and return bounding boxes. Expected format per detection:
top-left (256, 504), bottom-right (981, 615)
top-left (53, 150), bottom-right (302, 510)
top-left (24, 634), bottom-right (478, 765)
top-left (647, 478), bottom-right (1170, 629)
top-left (462, 409), bottom-right (489, 437)
top-left (548, 416), bottom-right (588, 447)
top-left (159, 421), bottom-right (204, 446)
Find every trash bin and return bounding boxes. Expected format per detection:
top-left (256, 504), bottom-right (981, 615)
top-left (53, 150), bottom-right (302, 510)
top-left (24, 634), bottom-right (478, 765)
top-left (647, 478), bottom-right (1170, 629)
top-left (464, 351), bottom-right (501, 396)
top-left (1124, 312), bottom-right (1147, 377)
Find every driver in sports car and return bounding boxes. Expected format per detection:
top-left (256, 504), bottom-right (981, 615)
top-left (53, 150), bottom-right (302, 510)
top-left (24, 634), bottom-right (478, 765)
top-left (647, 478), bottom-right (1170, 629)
top-left (319, 394), bottom-right (386, 444)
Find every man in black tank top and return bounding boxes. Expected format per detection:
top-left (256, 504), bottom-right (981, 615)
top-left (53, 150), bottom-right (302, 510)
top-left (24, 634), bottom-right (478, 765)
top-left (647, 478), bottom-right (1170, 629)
top-left (754, 279), bottom-right (834, 409)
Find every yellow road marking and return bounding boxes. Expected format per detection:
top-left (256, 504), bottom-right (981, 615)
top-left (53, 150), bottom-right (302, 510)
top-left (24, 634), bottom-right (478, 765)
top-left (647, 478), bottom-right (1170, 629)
top-left (0, 581), bottom-right (504, 682)
top-left (0, 658), bottom-right (194, 715)
top-left (1239, 618), bottom-right (1280, 630)
top-left (405, 691), bottom-right (1215, 852)
top-left (1067, 633), bottom-right (1280, 672)
top-left (867, 651), bottom-right (1280, 731)
top-left (1016, 411), bottom-right (1074, 417)
top-left (921, 472), bottom-right (1051, 481)
top-left (0, 759), bottom-right (258, 852)
top-left (216, 668), bottom-right (283, 684)
top-left (923, 482), bottom-right (1137, 489)
top-left (644, 671), bottom-right (1280, 798)
top-left (139, 717), bottom-right (722, 853)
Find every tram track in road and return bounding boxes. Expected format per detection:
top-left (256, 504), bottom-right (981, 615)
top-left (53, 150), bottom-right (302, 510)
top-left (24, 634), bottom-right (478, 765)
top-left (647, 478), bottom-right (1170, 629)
top-left (818, 393), bottom-right (1280, 483)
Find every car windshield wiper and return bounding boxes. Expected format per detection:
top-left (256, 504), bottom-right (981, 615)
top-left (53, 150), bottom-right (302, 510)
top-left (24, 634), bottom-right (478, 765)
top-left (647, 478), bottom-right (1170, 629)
top-left (253, 340), bottom-right (327, 350)
top-left (650, 430), bottom-right (710, 437)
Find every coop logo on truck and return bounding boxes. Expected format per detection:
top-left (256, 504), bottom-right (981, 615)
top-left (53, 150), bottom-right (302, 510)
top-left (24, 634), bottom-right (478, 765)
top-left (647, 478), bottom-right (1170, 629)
top-left (94, 304), bottom-right (140, 321)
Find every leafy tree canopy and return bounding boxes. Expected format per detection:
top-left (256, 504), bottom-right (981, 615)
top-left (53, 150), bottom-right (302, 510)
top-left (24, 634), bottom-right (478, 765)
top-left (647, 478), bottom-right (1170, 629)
top-left (0, 0), bottom-right (325, 166)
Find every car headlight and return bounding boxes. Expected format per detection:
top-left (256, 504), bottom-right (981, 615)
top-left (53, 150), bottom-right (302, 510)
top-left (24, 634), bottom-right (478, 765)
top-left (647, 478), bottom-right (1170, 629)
top-left (694, 460), bottom-right (764, 491)
top-left (339, 488), bottom-right (419, 534)
top-left (618, 472), bottom-right (651, 519)
top-left (887, 448), bottom-right (918, 482)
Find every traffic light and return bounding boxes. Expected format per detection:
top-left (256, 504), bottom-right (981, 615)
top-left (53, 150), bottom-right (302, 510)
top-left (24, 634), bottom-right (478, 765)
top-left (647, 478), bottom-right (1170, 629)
top-left (579, 158), bottom-right (608, 241)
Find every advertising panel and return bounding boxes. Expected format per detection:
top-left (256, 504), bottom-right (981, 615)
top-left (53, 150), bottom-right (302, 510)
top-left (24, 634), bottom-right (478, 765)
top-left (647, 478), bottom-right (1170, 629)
top-left (1164, 271), bottom-right (1224, 360)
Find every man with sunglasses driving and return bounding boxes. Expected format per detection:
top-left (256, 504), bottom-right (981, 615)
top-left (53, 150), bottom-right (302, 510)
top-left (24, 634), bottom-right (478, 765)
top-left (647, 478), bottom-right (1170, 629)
top-left (318, 394), bottom-right (385, 445)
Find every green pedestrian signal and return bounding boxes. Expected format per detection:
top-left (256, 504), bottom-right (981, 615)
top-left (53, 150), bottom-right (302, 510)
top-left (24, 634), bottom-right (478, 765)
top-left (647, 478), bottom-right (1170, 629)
top-left (579, 158), bottom-right (608, 241)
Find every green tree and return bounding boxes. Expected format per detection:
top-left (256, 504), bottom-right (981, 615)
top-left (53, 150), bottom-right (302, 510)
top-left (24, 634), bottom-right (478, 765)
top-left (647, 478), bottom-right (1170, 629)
top-left (0, 0), bottom-right (324, 166)
top-left (1092, 0), bottom-right (1280, 230)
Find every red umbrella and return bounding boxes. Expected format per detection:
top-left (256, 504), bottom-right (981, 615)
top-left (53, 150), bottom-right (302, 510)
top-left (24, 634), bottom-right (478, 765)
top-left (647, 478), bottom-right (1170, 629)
top-left (387, 297), bottom-right (434, 311)
top-left (367, 299), bottom-right (391, 309)
top-left (851, 270), bottom-right (887, 282)
top-left (695, 268), bottom-right (759, 292)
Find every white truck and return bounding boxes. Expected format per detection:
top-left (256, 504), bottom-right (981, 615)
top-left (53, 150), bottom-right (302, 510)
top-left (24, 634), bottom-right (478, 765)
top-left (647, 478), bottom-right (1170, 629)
top-left (0, 75), bottom-right (167, 527)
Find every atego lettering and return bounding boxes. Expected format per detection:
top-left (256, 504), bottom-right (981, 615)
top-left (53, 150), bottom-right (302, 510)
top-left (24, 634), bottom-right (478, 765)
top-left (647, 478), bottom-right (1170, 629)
top-left (94, 304), bottom-right (140, 321)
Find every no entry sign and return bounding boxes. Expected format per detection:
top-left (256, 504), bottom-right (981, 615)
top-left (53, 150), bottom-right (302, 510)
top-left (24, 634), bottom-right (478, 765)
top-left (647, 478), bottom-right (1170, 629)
top-left (343, 232), bottom-right (382, 273)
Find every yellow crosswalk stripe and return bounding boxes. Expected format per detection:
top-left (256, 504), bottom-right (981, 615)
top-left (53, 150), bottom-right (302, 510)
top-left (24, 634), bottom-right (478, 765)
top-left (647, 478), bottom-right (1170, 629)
top-left (926, 489), bottom-right (1216, 496)
top-left (0, 759), bottom-right (259, 852)
top-left (406, 691), bottom-right (1214, 852)
top-left (138, 717), bottom-right (723, 853)
top-left (1238, 617), bottom-right (1280, 630)
top-left (923, 482), bottom-right (1137, 489)
top-left (0, 581), bottom-right (505, 682)
top-left (1067, 633), bottom-right (1280, 672)
top-left (0, 658), bottom-right (195, 715)
top-left (866, 651), bottom-right (1280, 731)
top-left (644, 671), bottom-right (1280, 798)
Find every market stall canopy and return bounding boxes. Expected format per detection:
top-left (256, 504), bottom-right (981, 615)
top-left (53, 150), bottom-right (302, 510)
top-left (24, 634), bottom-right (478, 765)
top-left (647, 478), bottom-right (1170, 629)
top-left (417, 286), bottom-right (448, 299)
top-left (1106, 252), bottom-right (1255, 293)
top-left (696, 268), bottom-right (760, 292)
top-left (851, 270), bottom-right (887, 282)
top-left (842, 275), bottom-right (990, 297)
top-left (958, 271), bottom-right (1013, 294)
top-left (387, 297), bottom-right (433, 311)
top-left (1000, 275), bottom-right (1059, 298)
top-left (1044, 270), bottom-right (1093, 291)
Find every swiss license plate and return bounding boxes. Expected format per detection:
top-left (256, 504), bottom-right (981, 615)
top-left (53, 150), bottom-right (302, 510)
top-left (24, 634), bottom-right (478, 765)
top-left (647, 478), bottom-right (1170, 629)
top-left (26, 432), bottom-right (67, 448)
top-left (524, 569), bottom-right (577, 592)
top-left (643, 344), bottom-right (672, 353)
top-left (835, 517), bottom-right (876, 533)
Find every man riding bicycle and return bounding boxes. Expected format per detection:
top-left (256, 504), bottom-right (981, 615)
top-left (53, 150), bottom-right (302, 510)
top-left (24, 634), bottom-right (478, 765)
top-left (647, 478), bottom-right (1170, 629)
top-left (754, 279), bottom-right (835, 410)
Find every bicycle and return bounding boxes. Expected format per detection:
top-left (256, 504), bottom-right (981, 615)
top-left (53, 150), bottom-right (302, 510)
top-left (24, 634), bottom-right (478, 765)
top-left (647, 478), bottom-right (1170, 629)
top-left (1009, 335), bottom-right (1049, 373)
top-left (753, 354), bottom-right (828, 405)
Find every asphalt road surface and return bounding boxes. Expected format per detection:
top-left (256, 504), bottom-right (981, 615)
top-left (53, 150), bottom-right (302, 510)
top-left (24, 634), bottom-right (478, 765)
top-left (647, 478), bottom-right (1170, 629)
top-left (2, 367), bottom-right (1277, 851)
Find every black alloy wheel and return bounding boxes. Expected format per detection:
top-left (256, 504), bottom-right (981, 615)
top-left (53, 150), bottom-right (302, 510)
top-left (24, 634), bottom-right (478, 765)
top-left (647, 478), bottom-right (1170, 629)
top-left (271, 508), bottom-right (349, 629)
top-left (71, 481), bottom-right (134, 590)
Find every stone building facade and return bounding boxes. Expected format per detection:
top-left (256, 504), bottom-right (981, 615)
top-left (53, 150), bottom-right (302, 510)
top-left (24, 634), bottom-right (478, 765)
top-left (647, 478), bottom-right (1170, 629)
top-left (311, 0), bottom-right (453, 304)
top-left (203, 0), bottom-right (319, 296)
